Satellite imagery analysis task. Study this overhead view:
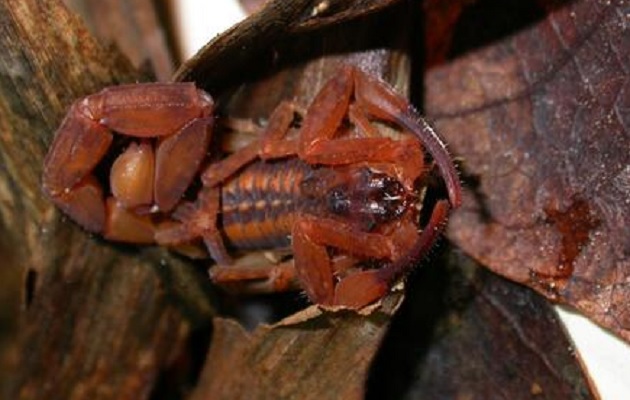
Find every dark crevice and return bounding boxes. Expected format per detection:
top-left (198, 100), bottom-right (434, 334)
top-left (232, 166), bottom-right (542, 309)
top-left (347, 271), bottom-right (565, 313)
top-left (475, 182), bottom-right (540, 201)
top-left (448, 0), bottom-right (547, 60)
top-left (148, 322), bottom-right (213, 400)
top-left (24, 268), bottom-right (37, 308)
top-left (365, 244), bottom-right (465, 399)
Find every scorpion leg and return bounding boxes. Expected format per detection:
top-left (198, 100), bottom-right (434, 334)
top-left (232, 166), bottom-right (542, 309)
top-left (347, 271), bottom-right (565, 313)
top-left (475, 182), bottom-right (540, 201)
top-left (43, 82), bottom-right (214, 236)
top-left (291, 215), bottom-right (406, 306)
top-left (280, 65), bottom-right (460, 205)
top-left (208, 254), bottom-right (364, 296)
top-left (333, 200), bottom-right (451, 308)
top-left (204, 68), bottom-right (430, 193)
top-left (201, 101), bottom-right (297, 187)
top-left (292, 201), bottom-right (450, 308)
top-left (155, 187), bottom-right (232, 264)
top-left (352, 68), bottom-right (462, 207)
top-left (290, 66), bottom-right (424, 190)
top-left (292, 219), bottom-right (335, 305)
top-left (347, 104), bottom-right (379, 137)
top-left (209, 260), bottom-right (299, 294)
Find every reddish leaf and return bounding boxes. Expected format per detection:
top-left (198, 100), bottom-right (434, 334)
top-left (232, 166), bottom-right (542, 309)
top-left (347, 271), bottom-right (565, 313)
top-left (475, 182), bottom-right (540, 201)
top-left (424, 0), bottom-right (630, 341)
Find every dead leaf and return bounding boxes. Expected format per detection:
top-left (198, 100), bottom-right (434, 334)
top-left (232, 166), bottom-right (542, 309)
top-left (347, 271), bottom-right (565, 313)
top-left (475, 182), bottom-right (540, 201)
top-left (424, 0), bottom-right (630, 341)
top-left (173, 0), bottom-right (403, 93)
top-left (192, 294), bottom-right (402, 400)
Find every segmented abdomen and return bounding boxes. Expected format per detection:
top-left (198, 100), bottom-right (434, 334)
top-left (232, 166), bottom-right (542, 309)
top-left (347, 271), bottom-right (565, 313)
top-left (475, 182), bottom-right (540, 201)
top-left (219, 158), bottom-right (312, 250)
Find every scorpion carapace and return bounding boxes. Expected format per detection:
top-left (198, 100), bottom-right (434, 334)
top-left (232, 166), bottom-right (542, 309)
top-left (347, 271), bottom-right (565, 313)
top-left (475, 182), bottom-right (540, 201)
top-left (42, 66), bottom-right (462, 309)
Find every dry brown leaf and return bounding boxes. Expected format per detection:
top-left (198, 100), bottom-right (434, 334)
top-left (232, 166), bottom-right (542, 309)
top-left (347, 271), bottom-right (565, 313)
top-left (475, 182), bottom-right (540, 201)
top-left (425, 0), bottom-right (630, 342)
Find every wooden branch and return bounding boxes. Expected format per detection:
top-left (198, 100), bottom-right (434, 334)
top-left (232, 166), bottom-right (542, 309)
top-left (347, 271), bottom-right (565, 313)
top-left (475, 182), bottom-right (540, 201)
top-left (64, 0), bottom-right (176, 80)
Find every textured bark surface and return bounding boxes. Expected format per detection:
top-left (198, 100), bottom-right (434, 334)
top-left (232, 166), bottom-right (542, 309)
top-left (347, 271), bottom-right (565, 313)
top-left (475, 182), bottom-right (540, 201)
top-left (64, 0), bottom-right (176, 80)
top-left (193, 296), bottom-right (403, 400)
top-left (0, 1), bottom-right (213, 398)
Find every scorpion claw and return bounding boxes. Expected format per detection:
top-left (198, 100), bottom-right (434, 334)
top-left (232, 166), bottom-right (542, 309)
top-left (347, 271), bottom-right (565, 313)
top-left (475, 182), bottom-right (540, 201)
top-left (43, 82), bottom-right (215, 236)
top-left (53, 175), bottom-right (106, 233)
top-left (43, 104), bottom-right (114, 193)
top-left (154, 117), bottom-right (213, 212)
top-left (110, 141), bottom-right (155, 208)
top-left (42, 105), bottom-right (113, 233)
top-left (104, 198), bottom-right (155, 243)
top-left (333, 270), bottom-right (388, 309)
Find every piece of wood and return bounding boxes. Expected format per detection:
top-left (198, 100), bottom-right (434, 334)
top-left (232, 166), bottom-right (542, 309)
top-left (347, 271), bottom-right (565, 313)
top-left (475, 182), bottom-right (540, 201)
top-left (0, 1), bottom-right (214, 398)
top-left (64, 0), bottom-right (176, 80)
top-left (192, 297), bottom-right (403, 400)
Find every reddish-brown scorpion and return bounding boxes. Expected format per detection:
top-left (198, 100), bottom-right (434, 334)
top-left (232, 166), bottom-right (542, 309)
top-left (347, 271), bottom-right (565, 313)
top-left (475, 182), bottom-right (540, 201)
top-left (42, 66), bottom-right (462, 308)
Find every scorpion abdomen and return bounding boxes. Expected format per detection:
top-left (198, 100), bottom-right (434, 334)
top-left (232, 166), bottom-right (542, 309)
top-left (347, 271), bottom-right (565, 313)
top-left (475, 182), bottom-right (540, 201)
top-left (220, 158), bottom-right (312, 250)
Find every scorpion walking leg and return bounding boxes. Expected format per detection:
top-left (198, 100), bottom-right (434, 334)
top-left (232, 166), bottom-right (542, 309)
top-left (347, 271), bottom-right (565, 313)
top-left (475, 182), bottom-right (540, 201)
top-left (201, 101), bottom-right (296, 187)
top-left (291, 201), bottom-right (450, 308)
top-left (209, 254), bottom-right (362, 298)
top-left (282, 65), bottom-right (460, 205)
top-left (333, 200), bottom-right (450, 307)
top-left (291, 215), bottom-right (404, 306)
top-left (155, 188), bottom-right (232, 264)
top-left (203, 68), bottom-right (431, 193)
top-left (224, 201), bottom-right (447, 307)
top-left (352, 68), bottom-right (462, 207)
top-left (209, 260), bottom-right (299, 294)
top-left (294, 66), bottom-right (425, 190)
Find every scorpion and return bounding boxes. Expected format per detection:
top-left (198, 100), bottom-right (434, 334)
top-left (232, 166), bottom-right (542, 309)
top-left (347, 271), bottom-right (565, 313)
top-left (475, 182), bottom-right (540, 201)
top-left (42, 66), bottom-right (462, 309)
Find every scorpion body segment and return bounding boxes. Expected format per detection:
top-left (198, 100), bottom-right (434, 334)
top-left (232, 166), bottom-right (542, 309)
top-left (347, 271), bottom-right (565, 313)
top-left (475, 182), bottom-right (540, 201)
top-left (219, 158), bottom-right (419, 251)
top-left (42, 66), bottom-right (462, 309)
top-left (219, 159), bottom-right (307, 250)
